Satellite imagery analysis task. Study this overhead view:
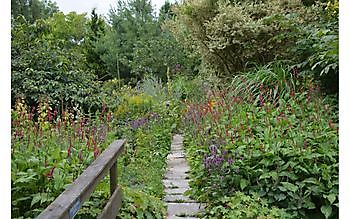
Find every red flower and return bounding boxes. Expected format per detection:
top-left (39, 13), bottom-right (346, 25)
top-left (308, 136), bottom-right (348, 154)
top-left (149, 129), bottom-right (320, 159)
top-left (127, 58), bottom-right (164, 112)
top-left (67, 146), bottom-right (72, 158)
top-left (94, 148), bottom-right (100, 159)
top-left (46, 166), bottom-right (56, 179)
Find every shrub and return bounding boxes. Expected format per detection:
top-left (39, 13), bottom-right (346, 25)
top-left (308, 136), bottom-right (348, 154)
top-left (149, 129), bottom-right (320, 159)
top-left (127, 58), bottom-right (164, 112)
top-left (11, 14), bottom-right (102, 111)
top-left (169, 0), bottom-right (309, 75)
top-left (183, 86), bottom-right (338, 218)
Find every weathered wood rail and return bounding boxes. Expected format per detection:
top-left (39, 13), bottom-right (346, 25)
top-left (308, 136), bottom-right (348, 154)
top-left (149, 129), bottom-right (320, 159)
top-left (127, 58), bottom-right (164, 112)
top-left (38, 139), bottom-right (126, 219)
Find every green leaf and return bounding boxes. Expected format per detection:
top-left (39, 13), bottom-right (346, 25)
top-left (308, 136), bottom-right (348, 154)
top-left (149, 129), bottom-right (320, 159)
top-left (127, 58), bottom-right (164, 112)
top-left (321, 205), bottom-right (332, 219)
top-left (31, 193), bottom-right (42, 207)
top-left (304, 200), bottom-right (316, 209)
top-left (280, 182), bottom-right (298, 192)
top-left (274, 193), bottom-right (286, 201)
top-left (240, 179), bottom-right (248, 190)
top-left (324, 194), bottom-right (337, 204)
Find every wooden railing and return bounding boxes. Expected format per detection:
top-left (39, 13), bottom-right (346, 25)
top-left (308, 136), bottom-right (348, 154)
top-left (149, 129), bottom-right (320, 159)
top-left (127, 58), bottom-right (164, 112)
top-left (38, 139), bottom-right (126, 219)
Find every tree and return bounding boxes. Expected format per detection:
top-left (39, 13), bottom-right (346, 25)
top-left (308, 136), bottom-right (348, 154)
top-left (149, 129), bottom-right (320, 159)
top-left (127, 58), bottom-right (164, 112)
top-left (94, 0), bottom-right (158, 82)
top-left (11, 13), bottom-right (102, 111)
top-left (11, 0), bottom-right (58, 23)
top-left (84, 8), bottom-right (109, 80)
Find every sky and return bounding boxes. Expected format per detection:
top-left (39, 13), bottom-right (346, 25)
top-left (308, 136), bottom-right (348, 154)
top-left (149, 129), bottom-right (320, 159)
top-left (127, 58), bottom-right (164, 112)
top-left (54, 0), bottom-right (172, 17)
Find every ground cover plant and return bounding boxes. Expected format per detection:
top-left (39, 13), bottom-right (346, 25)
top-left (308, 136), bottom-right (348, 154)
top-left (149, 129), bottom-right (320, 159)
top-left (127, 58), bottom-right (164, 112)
top-left (182, 77), bottom-right (338, 218)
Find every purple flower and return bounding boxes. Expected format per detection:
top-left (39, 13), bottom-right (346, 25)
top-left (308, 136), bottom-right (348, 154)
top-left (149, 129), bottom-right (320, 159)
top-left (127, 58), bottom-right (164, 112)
top-left (227, 158), bottom-right (234, 165)
top-left (130, 117), bottom-right (149, 129)
top-left (209, 145), bottom-right (217, 155)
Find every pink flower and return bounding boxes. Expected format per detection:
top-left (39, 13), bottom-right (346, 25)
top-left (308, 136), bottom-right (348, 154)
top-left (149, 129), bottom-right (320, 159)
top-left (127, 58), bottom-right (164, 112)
top-left (94, 148), bottom-right (100, 159)
top-left (67, 146), bottom-right (72, 158)
top-left (46, 166), bottom-right (56, 179)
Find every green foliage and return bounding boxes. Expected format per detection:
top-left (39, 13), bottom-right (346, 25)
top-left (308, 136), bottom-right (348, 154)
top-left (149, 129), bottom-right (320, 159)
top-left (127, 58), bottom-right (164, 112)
top-left (92, 0), bottom-right (197, 83)
top-left (11, 13), bottom-right (103, 111)
top-left (11, 0), bottom-right (59, 23)
top-left (171, 74), bottom-right (207, 102)
top-left (293, 1), bottom-right (339, 95)
top-left (118, 187), bottom-right (166, 219)
top-left (158, 1), bottom-right (176, 22)
top-left (11, 98), bottom-right (115, 218)
top-left (130, 31), bottom-right (196, 81)
top-left (93, 0), bottom-right (157, 82)
top-left (84, 8), bottom-right (109, 80)
top-left (204, 192), bottom-right (293, 218)
top-left (229, 61), bottom-right (302, 102)
top-left (170, 0), bottom-right (307, 75)
top-left (12, 78), bottom-right (179, 218)
top-left (137, 75), bottom-right (168, 102)
top-left (183, 83), bottom-right (338, 218)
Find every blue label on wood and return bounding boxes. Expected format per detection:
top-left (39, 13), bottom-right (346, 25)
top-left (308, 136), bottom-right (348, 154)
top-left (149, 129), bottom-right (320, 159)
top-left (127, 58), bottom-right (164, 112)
top-left (69, 198), bottom-right (81, 219)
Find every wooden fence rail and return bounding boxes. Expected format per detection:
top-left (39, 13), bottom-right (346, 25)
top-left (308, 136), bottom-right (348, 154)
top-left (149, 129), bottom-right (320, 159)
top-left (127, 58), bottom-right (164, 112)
top-left (38, 139), bottom-right (126, 219)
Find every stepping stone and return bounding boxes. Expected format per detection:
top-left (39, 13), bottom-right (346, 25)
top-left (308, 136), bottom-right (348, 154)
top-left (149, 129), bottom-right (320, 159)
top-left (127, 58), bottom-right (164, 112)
top-left (163, 179), bottom-right (189, 189)
top-left (172, 136), bottom-right (183, 145)
top-left (167, 203), bottom-right (205, 216)
top-left (164, 172), bottom-right (188, 180)
top-left (167, 158), bottom-right (188, 166)
top-left (168, 160), bottom-right (189, 168)
top-left (165, 187), bottom-right (189, 195)
top-left (167, 164), bottom-right (190, 173)
top-left (167, 151), bottom-right (186, 159)
top-left (164, 194), bottom-right (196, 203)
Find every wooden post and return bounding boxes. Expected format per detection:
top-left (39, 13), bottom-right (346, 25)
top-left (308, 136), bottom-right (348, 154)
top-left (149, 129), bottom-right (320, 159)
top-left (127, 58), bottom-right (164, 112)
top-left (110, 162), bottom-right (117, 196)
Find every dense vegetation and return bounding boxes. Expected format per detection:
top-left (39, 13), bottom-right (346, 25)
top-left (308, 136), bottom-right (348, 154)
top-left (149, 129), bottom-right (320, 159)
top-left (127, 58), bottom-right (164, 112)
top-left (11, 0), bottom-right (338, 218)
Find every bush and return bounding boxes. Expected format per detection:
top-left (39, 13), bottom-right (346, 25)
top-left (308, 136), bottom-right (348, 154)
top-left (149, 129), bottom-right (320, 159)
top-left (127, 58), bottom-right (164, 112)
top-left (11, 14), bottom-right (102, 111)
top-left (293, 1), bottom-right (338, 95)
top-left (169, 0), bottom-right (309, 75)
top-left (183, 85), bottom-right (338, 218)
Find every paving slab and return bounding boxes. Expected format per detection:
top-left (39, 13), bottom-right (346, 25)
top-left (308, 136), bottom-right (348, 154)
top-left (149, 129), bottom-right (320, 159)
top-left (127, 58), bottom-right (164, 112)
top-left (164, 172), bottom-right (188, 180)
top-left (167, 203), bottom-right (205, 216)
top-left (167, 158), bottom-right (188, 166)
top-left (165, 187), bottom-right (189, 195)
top-left (163, 179), bottom-right (189, 189)
top-left (167, 151), bottom-right (186, 159)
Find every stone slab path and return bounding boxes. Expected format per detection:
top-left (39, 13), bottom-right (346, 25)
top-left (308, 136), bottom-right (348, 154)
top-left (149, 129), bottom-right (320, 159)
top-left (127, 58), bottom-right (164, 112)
top-left (163, 134), bottom-right (205, 218)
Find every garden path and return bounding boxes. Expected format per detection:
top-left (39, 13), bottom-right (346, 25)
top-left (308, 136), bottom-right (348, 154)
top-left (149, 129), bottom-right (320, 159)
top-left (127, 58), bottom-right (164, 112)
top-left (163, 134), bottom-right (205, 219)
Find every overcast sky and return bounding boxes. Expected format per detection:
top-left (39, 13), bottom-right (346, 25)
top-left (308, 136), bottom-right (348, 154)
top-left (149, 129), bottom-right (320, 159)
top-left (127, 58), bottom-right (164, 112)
top-left (54, 0), bottom-right (172, 17)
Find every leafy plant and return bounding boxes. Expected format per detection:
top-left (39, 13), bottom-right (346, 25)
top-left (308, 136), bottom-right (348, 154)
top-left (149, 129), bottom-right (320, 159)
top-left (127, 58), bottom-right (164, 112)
top-left (183, 83), bottom-right (338, 218)
top-left (204, 192), bottom-right (293, 218)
